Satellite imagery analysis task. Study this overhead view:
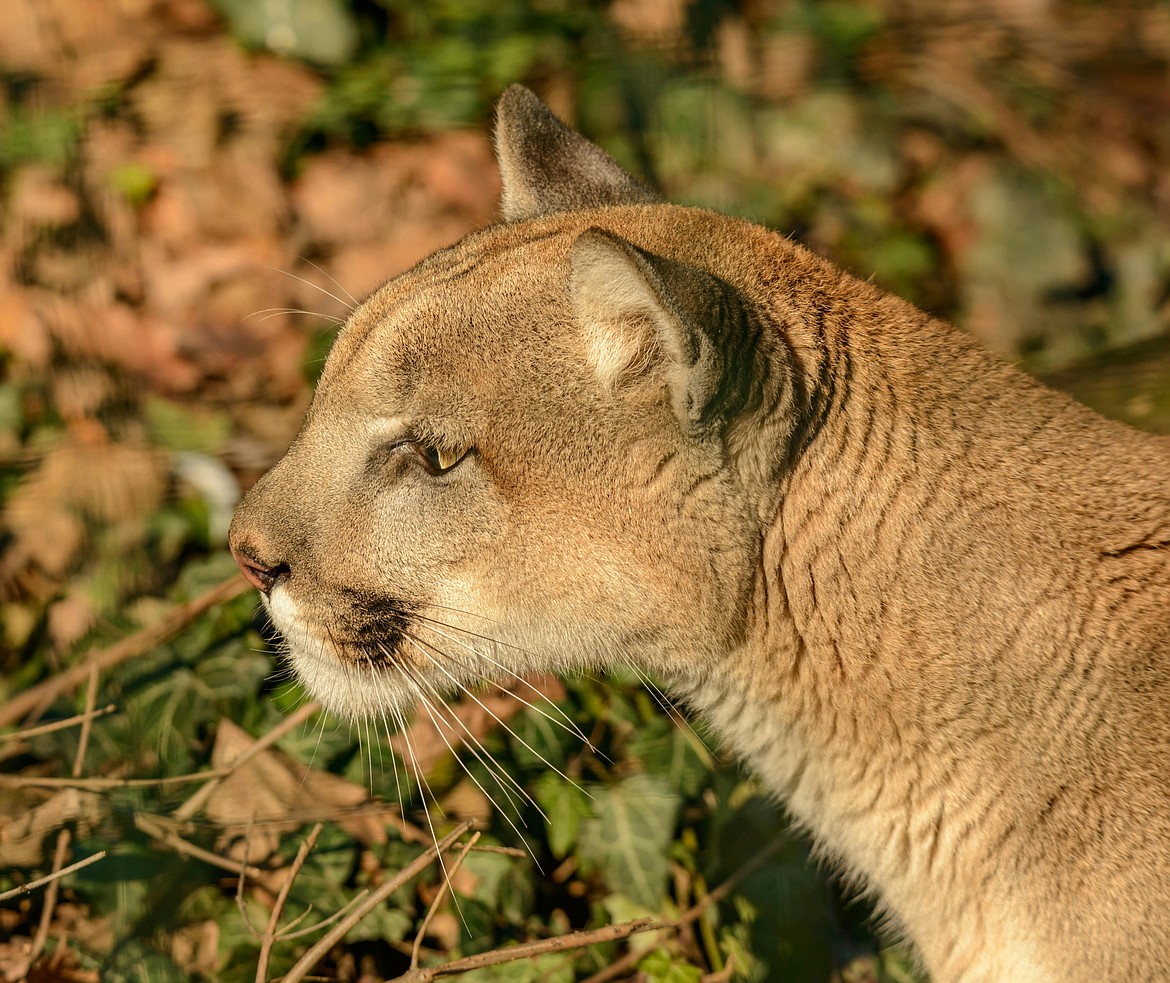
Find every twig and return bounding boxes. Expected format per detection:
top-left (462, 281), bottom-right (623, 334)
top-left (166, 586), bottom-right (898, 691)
top-left (693, 873), bottom-right (723, 974)
top-left (386, 916), bottom-right (668, 983)
top-left (579, 833), bottom-right (788, 983)
top-left (135, 813), bottom-right (269, 880)
top-left (237, 825), bottom-right (265, 941)
top-left (257, 823), bottom-right (324, 983)
top-left (27, 667), bottom-right (98, 964)
top-left (465, 844), bottom-right (526, 858)
top-left (0, 574), bottom-right (252, 728)
top-left (281, 820), bottom-right (476, 983)
top-left (0, 768), bottom-right (233, 791)
top-left (278, 890), bottom-right (369, 941)
top-left (190, 801), bottom-right (426, 843)
top-left (0, 850), bottom-right (108, 903)
top-left (0, 704), bottom-right (118, 742)
top-left (411, 832), bottom-right (481, 969)
top-left (173, 700), bottom-right (320, 821)
top-left (72, 668), bottom-right (98, 772)
top-left (678, 834), bottom-right (786, 921)
top-left (29, 832), bottom-right (71, 962)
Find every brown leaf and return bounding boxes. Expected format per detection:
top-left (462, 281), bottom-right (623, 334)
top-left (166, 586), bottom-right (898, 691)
top-left (6, 167), bottom-right (81, 231)
top-left (292, 147), bottom-right (405, 247)
top-left (2, 437), bottom-right (165, 599)
top-left (0, 275), bottom-right (50, 369)
top-left (293, 136), bottom-right (497, 250)
top-left (0, 0), bottom-right (151, 91)
top-left (0, 788), bottom-right (105, 868)
top-left (46, 589), bottom-right (98, 653)
top-left (417, 132), bottom-right (500, 217)
top-left (33, 293), bottom-right (202, 393)
top-left (609, 0), bottom-right (688, 42)
top-left (205, 718), bottom-right (389, 862)
top-left (170, 920), bottom-right (220, 976)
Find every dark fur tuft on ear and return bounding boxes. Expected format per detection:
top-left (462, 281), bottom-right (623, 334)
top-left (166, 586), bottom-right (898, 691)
top-left (494, 85), bottom-right (659, 222)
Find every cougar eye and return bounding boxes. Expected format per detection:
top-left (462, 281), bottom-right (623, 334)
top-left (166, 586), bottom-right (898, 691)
top-left (416, 443), bottom-right (464, 474)
top-left (374, 432), bottom-right (467, 477)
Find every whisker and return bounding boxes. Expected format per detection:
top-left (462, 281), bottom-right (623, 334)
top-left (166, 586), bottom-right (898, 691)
top-left (414, 601), bottom-right (509, 626)
top-left (410, 617), bottom-right (593, 749)
top-left (363, 713), bottom-right (377, 795)
top-left (300, 254), bottom-right (361, 309)
top-left (410, 685), bottom-right (522, 814)
top-left (405, 634), bottom-right (591, 798)
top-left (379, 707), bottom-right (409, 815)
top-left (208, 250), bottom-right (357, 314)
top-left (391, 669), bottom-right (470, 933)
top-left (399, 638), bottom-right (541, 816)
top-left (402, 670), bottom-right (542, 867)
top-left (245, 307), bottom-right (345, 326)
top-left (389, 696), bottom-right (458, 910)
top-left (626, 662), bottom-right (716, 766)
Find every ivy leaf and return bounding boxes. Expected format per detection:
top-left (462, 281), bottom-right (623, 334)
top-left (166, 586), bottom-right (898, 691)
top-left (533, 772), bottom-right (592, 860)
top-left (626, 719), bottom-right (712, 798)
top-left (461, 847), bottom-right (514, 913)
top-left (460, 952), bottom-right (575, 983)
top-left (637, 948), bottom-right (703, 983)
top-left (577, 774), bottom-right (681, 910)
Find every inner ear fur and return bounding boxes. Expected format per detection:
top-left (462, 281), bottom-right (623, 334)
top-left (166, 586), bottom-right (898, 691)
top-left (569, 229), bottom-right (755, 432)
top-left (494, 85), bottom-right (659, 222)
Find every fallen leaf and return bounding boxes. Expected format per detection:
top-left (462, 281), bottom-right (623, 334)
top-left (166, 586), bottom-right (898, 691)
top-left (205, 718), bottom-right (390, 862)
top-left (0, 788), bottom-right (106, 868)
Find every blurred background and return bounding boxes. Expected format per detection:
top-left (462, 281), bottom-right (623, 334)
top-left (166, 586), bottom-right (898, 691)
top-left (1, 0), bottom-right (1168, 981)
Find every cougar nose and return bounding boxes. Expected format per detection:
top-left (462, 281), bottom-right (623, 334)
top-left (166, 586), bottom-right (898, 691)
top-left (231, 546), bottom-right (289, 595)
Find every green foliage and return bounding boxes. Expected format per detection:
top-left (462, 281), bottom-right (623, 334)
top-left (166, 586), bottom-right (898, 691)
top-left (461, 952), bottom-right (576, 983)
top-left (532, 772), bottom-right (591, 860)
top-left (781, 0), bottom-right (885, 85)
top-left (577, 774), bottom-right (681, 912)
top-left (211, 0), bottom-right (360, 64)
top-left (638, 948), bottom-right (703, 983)
top-left (0, 106), bottom-right (80, 168)
top-left (300, 0), bottom-right (585, 143)
top-left (107, 161), bottom-right (159, 206)
top-left (143, 397), bottom-right (233, 455)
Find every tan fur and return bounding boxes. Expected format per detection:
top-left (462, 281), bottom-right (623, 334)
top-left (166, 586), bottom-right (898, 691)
top-left (230, 86), bottom-right (1170, 982)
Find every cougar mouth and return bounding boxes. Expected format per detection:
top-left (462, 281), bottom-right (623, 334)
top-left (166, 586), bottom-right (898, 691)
top-left (264, 584), bottom-right (506, 720)
top-left (330, 588), bottom-right (418, 665)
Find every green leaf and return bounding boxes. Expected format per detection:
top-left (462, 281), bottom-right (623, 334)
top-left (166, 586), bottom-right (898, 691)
top-left (347, 903), bottom-right (413, 943)
top-left (508, 705), bottom-right (570, 770)
top-left (460, 951), bottom-right (575, 983)
top-left (461, 847), bottom-right (514, 912)
top-left (144, 396), bottom-right (232, 454)
top-left (626, 719), bottom-right (712, 798)
top-left (637, 948), bottom-right (703, 983)
top-left (532, 772), bottom-right (592, 859)
top-left (577, 774), bottom-right (681, 910)
top-left (108, 161), bottom-right (158, 206)
top-left (210, 0), bottom-right (359, 64)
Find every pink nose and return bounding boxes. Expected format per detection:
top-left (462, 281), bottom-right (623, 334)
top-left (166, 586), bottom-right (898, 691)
top-left (231, 547), bottom-right (286, 594)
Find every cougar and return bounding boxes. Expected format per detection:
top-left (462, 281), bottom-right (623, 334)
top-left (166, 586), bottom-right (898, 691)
top-left (229, 85), bottom-right (1170, 982)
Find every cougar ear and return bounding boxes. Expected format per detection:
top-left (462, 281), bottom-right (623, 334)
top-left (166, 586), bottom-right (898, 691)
top-left (570, 229), bottom-right (745, 432)
top-left (494, 85), bottom-right (659, 222)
